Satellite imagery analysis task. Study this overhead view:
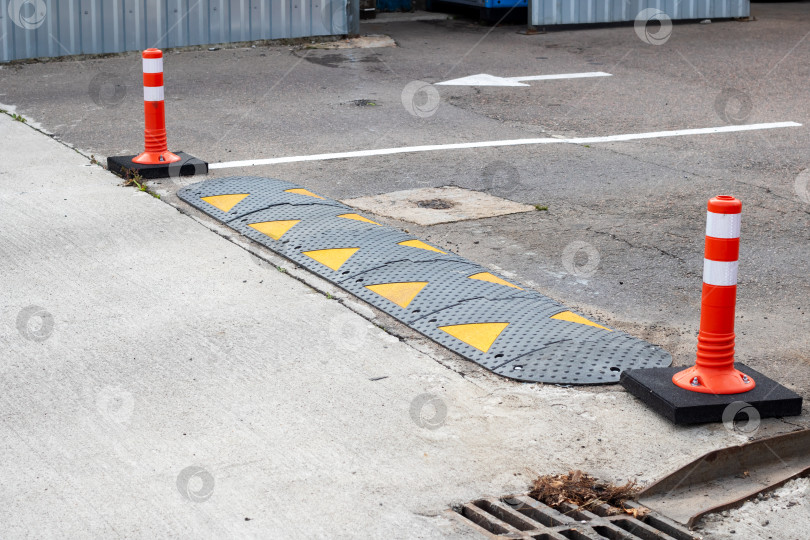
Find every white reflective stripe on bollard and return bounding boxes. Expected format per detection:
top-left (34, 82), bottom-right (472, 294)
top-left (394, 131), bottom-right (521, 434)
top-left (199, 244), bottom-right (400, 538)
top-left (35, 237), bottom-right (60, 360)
top-left (142, 58), bottom-right (163, 74)
top-left (703, 259), bottom-right (739, 286)
top-left (706, 211), bottom-right (741, 239)
top-left (143, 86), bottom-right (165, 102)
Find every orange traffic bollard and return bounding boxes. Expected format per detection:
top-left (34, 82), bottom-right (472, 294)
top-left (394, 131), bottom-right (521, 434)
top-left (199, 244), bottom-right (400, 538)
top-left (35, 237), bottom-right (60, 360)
top-left (132, 48), bottom-right (181, 165)
top-left (621, 194), bottom-right (801, 423)
top-left (672, 195), bottom-right (755, 394)
top-left (107, 48), bottom-right (206, 179)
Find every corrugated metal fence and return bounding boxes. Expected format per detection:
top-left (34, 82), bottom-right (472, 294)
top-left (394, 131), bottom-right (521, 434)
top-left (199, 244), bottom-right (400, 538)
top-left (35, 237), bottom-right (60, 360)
top-left (530, 0), bottom-right (749, 27)
top-left (1, 0), bottom-right (357, 62)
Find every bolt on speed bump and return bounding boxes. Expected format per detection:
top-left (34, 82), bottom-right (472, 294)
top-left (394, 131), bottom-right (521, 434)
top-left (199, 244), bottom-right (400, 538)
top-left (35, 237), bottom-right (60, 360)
top-left (178, 176), bottom-right (674, 385)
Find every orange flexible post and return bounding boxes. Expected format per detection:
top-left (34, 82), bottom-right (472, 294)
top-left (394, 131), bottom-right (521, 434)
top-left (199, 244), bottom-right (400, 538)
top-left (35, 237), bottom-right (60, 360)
top-left (672, 195), bottom-right (754, 394)
top-left (132, 48), bottom-right (180, 165)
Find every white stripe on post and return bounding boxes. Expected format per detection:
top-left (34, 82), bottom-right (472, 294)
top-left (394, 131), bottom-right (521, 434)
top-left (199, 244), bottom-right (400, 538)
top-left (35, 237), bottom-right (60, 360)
top-left (143, 86), bottom-right (165, 102)
top-left (143, 57), bottom-right (164, 74)
top-left (705, 211), bottom-right (741, 239)
top-left (703, 259), bottom-right (739, 286)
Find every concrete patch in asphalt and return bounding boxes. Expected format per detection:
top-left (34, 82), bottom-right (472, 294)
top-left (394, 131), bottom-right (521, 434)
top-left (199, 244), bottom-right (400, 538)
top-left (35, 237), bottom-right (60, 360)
top-left (342, 186), bottom-right (535, 225)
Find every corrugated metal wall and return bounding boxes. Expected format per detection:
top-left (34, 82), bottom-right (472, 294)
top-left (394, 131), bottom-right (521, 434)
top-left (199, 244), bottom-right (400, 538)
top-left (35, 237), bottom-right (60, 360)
top-left (1, 0), bottom-right (356, 62)
top-left (530, 0), bottom-right (749, 27)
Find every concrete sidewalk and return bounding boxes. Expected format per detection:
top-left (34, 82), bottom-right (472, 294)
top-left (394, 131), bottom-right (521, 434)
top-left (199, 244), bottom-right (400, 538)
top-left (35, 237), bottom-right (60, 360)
top-left (0, 113), bottom-right (799, 538)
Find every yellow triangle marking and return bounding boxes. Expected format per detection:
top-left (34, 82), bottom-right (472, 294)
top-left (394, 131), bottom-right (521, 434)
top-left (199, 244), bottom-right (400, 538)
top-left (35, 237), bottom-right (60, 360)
top-left (551, 311), bottom-right (612, 332)
top-left (365, 282), bottom-right (429, 309)
top-left (201, 193), bottom-right (249, 212)
top-left (438, 322), bottom-right (509, 353)
top-left (302, 247), bottom-right (359, 271)
top-left (468, 272), bottom-right (523, 290)
top-left (398, 239), bottom-right (446, 254)
top-left (284, 188), bottom-right (324, 200)
top-left (248, 220), bottom-right (300, 240)
top-left (338, 213), bottom-right (381, 226)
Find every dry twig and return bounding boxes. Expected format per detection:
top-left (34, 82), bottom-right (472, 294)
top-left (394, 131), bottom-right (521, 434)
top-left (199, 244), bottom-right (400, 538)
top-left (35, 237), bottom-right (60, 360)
top-left (529, 470), bottom-right (643, 516)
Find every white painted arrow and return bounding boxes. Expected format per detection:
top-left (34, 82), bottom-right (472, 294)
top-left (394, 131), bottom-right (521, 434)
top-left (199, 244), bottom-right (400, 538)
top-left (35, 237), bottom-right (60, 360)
top-left (435, 71), bottom-right (612, 87)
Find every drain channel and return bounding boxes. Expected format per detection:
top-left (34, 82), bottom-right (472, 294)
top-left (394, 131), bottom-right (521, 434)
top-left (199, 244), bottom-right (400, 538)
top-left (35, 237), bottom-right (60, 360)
top-left (453, 496), bottom-right (696, 540)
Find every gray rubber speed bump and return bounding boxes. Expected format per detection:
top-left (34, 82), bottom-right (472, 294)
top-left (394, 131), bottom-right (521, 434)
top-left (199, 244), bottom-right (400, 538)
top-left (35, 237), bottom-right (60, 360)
top-left (178, 176), bottom-right (672, 384)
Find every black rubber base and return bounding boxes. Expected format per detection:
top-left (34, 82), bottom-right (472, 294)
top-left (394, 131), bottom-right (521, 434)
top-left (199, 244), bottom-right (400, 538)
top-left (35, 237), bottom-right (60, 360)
top-left (620, 363), bottom-right (803, 425)
top-left (107, 152), bottom-right (208, 180)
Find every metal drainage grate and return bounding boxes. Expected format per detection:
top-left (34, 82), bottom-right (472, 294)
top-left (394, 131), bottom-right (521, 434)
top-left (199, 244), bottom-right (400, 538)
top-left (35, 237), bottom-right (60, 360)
top-left (452, 496), bottom-right (697, 540)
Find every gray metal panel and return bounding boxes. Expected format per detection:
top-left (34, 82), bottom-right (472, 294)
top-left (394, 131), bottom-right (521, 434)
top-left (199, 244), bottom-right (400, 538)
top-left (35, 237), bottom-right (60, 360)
top-left (530, 0), bottom-right (749, 27)
top-left (0, 4), bottom-right (9, 62)
top-left (230, 0), bottom-right (248, 43)
top-left (122, 0), bottom-right (140, 52)
top-left (165, 0), bottom-right (184, 49)
top-left (249, 0), bottom-right (267, 41)
top-left (80, 0), bottom-right (96, 54)
top-left (102, 0), bottom-right (121, 53)
top-left (345, 0), bottom-right (358, 34)
top-left (1, 0), bottom-right (352, 62)
top-left (290, 0), bottom-right (306, 39)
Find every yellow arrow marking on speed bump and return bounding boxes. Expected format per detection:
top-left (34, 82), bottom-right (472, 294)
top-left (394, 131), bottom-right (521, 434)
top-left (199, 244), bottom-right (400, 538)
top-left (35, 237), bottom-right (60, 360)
top-left (468, 272), bottom-right (523, 290)
top-left (338, 213), bottom-right (381, 225)
top-left (438, 322), bottom-right (509, 353)
top-left (302, 248), bottom-right (359, 271)
top-left (284, 188), bottom-right (324, 199)
top-left (248, 220), bottom-right (300, 240)
top-left (551, 311), bottom-right (611, 331)
top-left (365, 282), bottom-right (428, 309)
top-left (398, 239), bottom-right (446, 254)
top-left (201, 193), bottom-right (249, 212)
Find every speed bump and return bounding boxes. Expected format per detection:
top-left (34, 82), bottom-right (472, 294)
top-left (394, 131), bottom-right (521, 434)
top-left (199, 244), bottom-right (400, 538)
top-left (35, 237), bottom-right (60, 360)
top-left (178, 176), bottom-right (671, 384)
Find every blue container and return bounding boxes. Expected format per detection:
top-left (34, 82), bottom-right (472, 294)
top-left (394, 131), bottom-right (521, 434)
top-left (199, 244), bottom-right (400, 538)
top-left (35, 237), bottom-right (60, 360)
top-left (440, 0), bottom-right (527, 8)
top-left (377, 0), bottom-right (413, 11)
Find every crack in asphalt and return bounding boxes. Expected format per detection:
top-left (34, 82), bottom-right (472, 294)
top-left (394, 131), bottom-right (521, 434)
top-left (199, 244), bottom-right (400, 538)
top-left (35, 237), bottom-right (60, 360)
top-left (584, 225), bottom-right (689, 266)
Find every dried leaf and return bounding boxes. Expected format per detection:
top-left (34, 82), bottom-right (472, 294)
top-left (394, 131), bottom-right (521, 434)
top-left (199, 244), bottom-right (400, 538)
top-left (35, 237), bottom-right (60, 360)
top-left (529, 471), bottom-right (641, 514)
top-left (624, 506), bottom-right (650, 519)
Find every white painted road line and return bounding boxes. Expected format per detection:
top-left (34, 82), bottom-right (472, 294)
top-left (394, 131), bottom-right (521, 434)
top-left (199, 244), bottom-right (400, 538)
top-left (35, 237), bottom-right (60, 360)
top-left (209, 122), bottom-right (803, 170)
top-left (436, 71), bottom-right (613, 87)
